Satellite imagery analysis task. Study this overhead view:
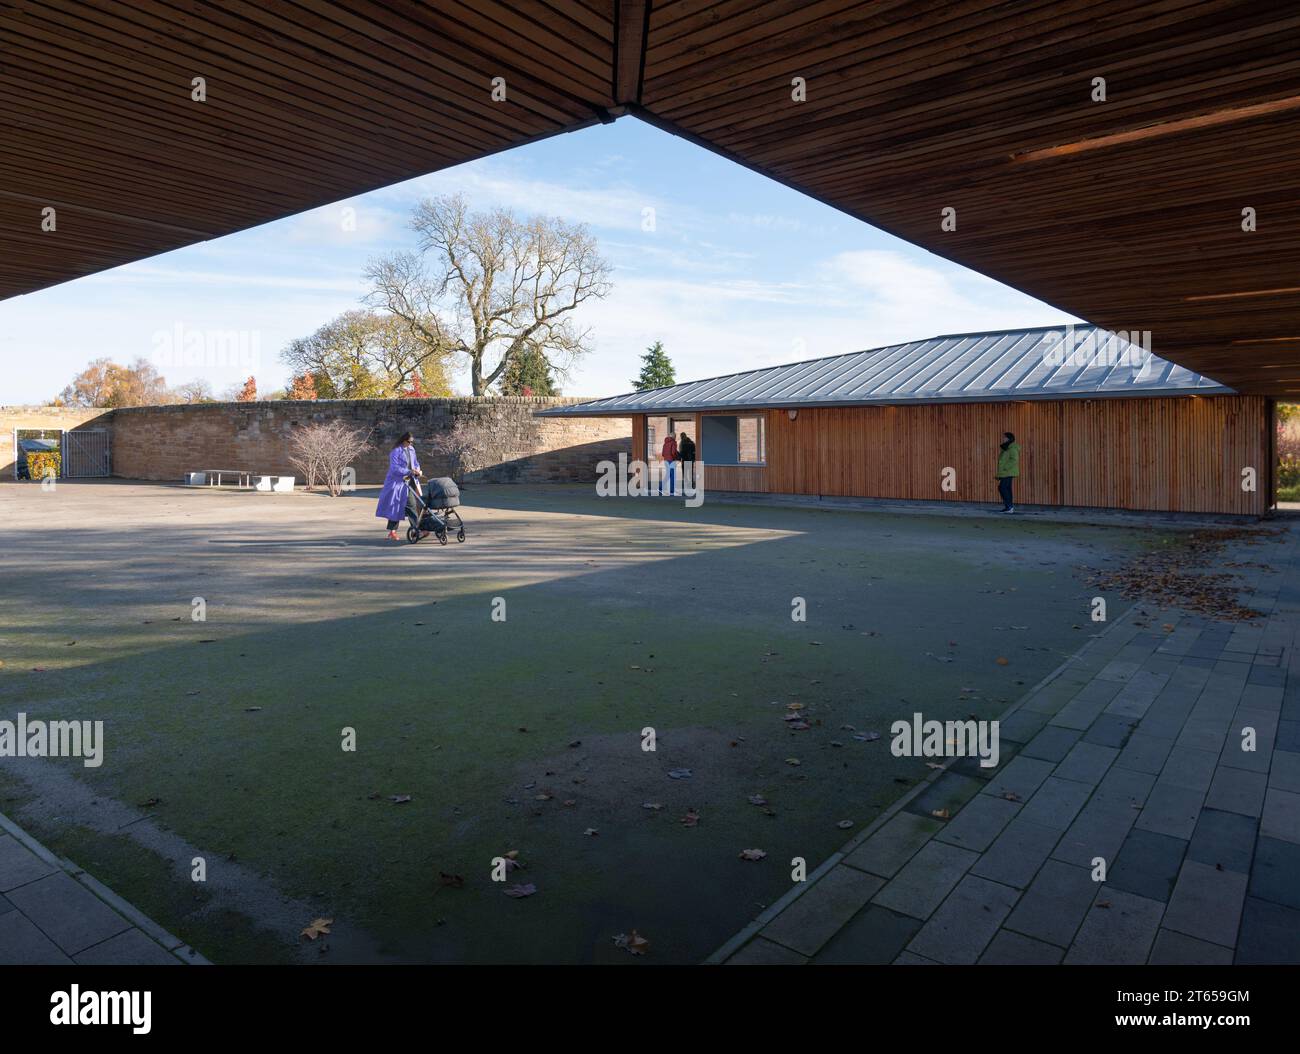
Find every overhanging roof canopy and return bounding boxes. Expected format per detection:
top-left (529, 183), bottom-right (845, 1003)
top-left (537, 325), bottom-right (1234, 415)
top-left (3, 2), bottom-right (1299, 393)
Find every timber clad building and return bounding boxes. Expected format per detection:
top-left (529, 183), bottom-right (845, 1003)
top-left (541, 326), bottom-right (1273, 516)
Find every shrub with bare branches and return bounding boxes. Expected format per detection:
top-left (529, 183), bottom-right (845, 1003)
top-left (429, 416), bottom-right (486, 484)
top-left (289, 421), bottom-right (372, 496)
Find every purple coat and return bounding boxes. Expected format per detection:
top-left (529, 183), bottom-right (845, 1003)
top-left (376, 445), bottom-right (419, 521)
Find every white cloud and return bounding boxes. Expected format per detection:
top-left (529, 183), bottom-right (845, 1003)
top-left (393, 166), bottom-right (658, 233)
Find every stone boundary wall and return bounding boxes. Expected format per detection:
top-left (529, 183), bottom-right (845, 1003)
top-left (105, 397), bottom-right (629, 484)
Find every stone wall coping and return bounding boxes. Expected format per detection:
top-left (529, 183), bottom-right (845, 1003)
top-left (5, 396), bottom-right (603, 417)
top-left (0, 405), bottom-right (113, 414)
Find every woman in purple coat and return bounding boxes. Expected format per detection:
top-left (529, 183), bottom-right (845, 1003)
top-left (377, 432), bottom-right (423, 541)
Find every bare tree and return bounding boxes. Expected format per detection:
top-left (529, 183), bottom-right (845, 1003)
top-left (366, 194), bottom-right (612, 395)
top-left (173, 378), bottom-right (215, 403)
top-left (429, 416), bottom-right (485, 484)
top-left (289, 421), bottom-right (372, 496)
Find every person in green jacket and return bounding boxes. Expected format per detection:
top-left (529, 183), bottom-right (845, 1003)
top-left (995, 432), bottom-right (1020, 513)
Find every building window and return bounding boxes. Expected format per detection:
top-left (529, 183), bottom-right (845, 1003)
top-left (701, 414), bottom-right (765, 466)
top-left (737, 415), bottom-right (766, 465)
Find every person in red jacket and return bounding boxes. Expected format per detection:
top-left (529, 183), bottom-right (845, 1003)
top-left (660, 432), bottom-right (678, 495)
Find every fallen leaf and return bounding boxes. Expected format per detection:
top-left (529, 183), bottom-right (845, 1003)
top-left (747, 794), bottom-right (768, 806)
top-left (503, 883), bottom-right (536, 898)
top-left (301, 917), bottom-right (333, 940)
top-left (738, 848), bottom-right (767, 861)
top-left (931, 808), bottom-right (951, 820)
top-left (836, 820), bottom-right (854, 829)
top-left (389, 794), bottom-right (412, 804)
top-left (613, 930), bottom-right (649, 956)
top-left (583, 828), bottom-right (599, 836)
top-left (667, 768), bottom-right (692, 780)
top-left (995, 657), bottom-right (1010, 665)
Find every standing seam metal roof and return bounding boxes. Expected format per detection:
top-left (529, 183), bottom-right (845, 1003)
top-left (538, 325), bottom-right (1234, 416)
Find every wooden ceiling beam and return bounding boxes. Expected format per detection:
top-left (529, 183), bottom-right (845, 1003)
top-left (613, 0), bottom-right (651, 106)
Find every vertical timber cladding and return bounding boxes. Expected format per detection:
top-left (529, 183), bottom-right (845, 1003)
top-left (631, 414), bottom-right (647, 463)
top-left (750, 396), bottom-right (1269, 515)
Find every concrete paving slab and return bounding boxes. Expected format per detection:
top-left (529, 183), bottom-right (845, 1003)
top-left (1063, 888), bottom-right (1165, 965)
top-left (759, 865), bottom-right (883, 957)
top-left (872, 841), bottom-right (979, 921)
top-left (0, 833), bottom-right (57, 893)
top-left (5, 872), bottom-right (132, 955)
top-left (1003, 860), bottom-right (1096, 948)
top-left (1162, 860), bottom-right (1249, 949)
top-left (978, 929), bottom-right (1064, 964)
top-left (905, 875), bottom-right (1020, 964)
top-left (841, 812), bottom-right (942, 879)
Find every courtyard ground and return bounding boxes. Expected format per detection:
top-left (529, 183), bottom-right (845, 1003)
top-left (0, 480), bottom-right (1162, 963)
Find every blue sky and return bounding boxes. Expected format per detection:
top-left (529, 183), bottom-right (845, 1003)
top-left (1, 118), bottom-right (1079, 404)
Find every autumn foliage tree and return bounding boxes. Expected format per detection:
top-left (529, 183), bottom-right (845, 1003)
top-left (401, 374), bottom-right (429, 398)
top-left (60, 357), bottom-right (173, 407)
top-left (280, 309), bottom-right (451, 399)
top-left (287, 373), bottom-right (318, 401)
top-left (235, 376), bottom-right (258, 402)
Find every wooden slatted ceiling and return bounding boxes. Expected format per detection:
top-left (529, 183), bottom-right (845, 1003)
top-left (4, 1), bottom-right (1300, 395)
top-left (638, 0), bottom-right (1300, 393)
top-left (0, 0), bottom-right (614, 293)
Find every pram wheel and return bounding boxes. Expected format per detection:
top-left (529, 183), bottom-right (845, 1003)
top-left (406, 526), bottom-right (419, 544)
top-left (456, 528), bottom-right (466, 543)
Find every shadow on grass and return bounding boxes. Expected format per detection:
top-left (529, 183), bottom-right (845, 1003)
top-left (0, 485), bottom-right (1139, 962)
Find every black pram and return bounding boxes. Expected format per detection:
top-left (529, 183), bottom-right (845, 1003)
top-left (403, 475), bottom-right (466, 545)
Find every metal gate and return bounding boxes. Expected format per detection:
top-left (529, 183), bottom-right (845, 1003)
top-left (62, 429), bottom-right (111, 477)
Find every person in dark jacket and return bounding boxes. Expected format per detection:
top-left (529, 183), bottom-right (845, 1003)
top-left (678, 431), bottom-right (697, 491)
top-left (995, 432), bottom-right (1021, 513)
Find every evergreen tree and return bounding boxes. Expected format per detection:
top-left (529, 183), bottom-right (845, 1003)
top-left (500, 342), bottom-right (557, 396)
top-left (631, 341), bottom-right (675, 391)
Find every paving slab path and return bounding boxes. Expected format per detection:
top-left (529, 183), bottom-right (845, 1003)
top-left (0, 811), bottom-right (207, 965)
top-left (714, 521), bottom-right (1300, 965)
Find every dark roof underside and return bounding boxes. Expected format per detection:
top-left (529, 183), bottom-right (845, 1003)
top-left (3, 3), bottom-right (1299, 392)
